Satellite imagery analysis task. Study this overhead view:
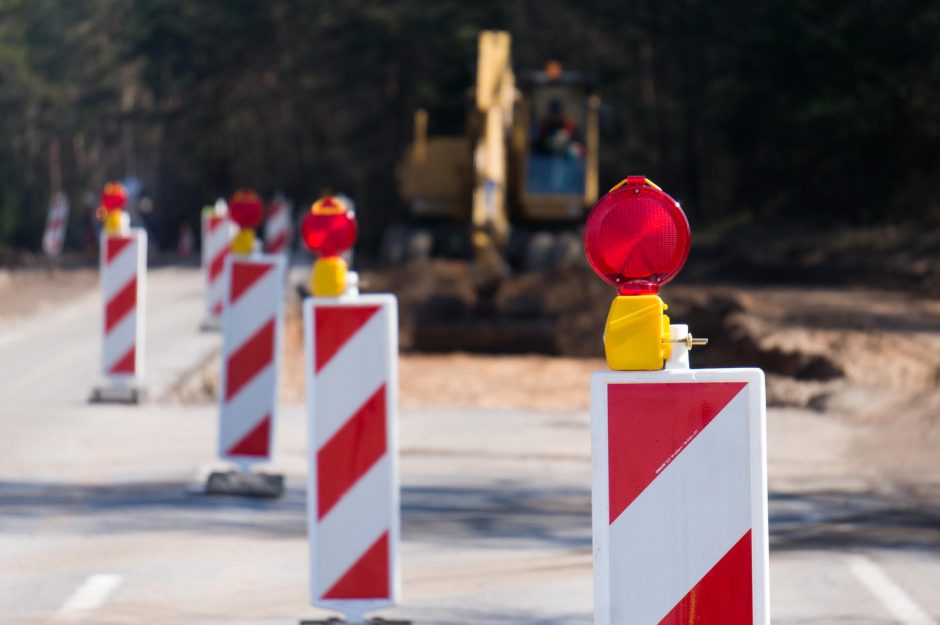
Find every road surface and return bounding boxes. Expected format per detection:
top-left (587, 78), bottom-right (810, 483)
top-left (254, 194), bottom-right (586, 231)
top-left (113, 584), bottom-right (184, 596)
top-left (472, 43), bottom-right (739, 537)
top-left (0, 266), bottom-right (938, 624)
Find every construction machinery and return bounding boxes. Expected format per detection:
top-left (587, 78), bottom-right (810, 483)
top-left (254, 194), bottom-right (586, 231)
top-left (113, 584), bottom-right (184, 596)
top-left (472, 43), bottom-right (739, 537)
top-left (388, 30), bottom-right (600, 275)
top-left (388, 31), bottom-right (600, 353)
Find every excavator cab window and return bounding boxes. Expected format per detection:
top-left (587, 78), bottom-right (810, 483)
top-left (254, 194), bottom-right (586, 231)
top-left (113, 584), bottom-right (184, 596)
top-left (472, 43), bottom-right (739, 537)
top-left (527, 85), bottom-right (586, 196)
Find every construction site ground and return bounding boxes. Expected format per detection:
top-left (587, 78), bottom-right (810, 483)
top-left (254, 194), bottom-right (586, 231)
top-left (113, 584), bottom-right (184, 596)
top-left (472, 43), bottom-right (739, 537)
top-left (1, 253), bottom-right (939, 623)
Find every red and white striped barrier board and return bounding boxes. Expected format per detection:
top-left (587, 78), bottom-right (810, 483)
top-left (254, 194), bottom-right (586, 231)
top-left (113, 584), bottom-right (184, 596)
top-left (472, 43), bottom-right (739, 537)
top-left (264, 199), bottom-right (292, 254)
top-left (218, 254), bottom-right (286, 464)
top-left (303, 295), bottom-right (400, 620)
top-left (42, 192), bottom-right (70, 257)
top-left (591, 369), bottom-right (769, 625)
top-left (100, 229), bottom-right (147, 384)
top-left (201, 213), bottom-right (236, 321)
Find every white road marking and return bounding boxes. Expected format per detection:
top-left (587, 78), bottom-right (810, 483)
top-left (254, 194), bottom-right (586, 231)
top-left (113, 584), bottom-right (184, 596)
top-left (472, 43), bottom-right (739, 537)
top-left (53, 574), bottom-right (123, 623)
top-left (848, 555), bottom-right (937, 625)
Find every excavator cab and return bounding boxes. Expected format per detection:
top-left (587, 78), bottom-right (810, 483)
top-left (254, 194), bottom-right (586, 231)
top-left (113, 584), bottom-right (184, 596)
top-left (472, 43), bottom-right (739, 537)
top-left (512, 63), bottom-right (599, 224)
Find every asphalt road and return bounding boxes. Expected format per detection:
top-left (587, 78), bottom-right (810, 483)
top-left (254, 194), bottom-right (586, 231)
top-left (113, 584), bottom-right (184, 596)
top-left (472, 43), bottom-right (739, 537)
top-left (1, 266), bottom-right (938, 624)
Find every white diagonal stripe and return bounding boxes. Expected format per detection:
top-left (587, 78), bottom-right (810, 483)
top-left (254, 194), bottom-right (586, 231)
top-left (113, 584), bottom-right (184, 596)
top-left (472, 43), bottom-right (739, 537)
top-left (608, 388), bottom-right (752, 625)
top-left (222, 259), bottom-right (281, 355)
top-left (103, 239), bottom-right (138, 301)
top-left (313, 307), bottom-right (389, 447)
top-left (314, 454), bottom-right (391, 596)
top-left (102, 309), bottom-right (136, 373)
top-left (219, 363), bottom-right (276, 457)
top-left (265, 208), bottom-right (290, 239)
top-left (203, 216), bottom-right (234, 262)
top-left (848, 555), bottom-right (938, 625)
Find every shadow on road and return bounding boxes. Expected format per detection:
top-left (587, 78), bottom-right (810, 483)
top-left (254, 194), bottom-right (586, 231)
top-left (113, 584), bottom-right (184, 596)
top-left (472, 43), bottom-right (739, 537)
top-left (770, 489), bottom-right (940, 552)
top-left (2, 479), bottom-right (936, 554)
top-left (0, 480), bottom-right (592, 549)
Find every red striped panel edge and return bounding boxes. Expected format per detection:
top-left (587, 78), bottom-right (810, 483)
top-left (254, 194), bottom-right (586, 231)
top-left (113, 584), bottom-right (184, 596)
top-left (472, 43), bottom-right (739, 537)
top-left (658, 530), bottom-right (753, 625)
top-left (314, 305), bottom-right (380, 373)
top-left (607, 382), bottom-right (746, 523)
top-left (317, 385), bottom-right (387, 519)
top-left (229, 261), bottom-right (273, 304)
top-left (226, 414), bottom-right (271, 457)
top-left (323, 531), bottom-right (390, 600)
top-left (105, 237), bottom-right (133, 263)
top-left (225, 319), bottom-right (275, 401)
top-left (105, 277), bottom-right (137, 332)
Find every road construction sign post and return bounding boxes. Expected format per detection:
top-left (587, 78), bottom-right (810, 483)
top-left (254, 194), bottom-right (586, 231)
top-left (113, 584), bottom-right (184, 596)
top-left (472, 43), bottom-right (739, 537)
top-left (42, 191), bottom-right (70, 257)
top-left (586, 177), bottom-right (769, 625)
top-left (264, 193), bottom-right (293, 255)
top-left (301, 197), bottom-right (404, 625)
top-left (201, 198), bottom-right (235, 330)
top-left (92, 182), bottom-right (147, 404)
top-left (204, 189), bottom-right (286, 498)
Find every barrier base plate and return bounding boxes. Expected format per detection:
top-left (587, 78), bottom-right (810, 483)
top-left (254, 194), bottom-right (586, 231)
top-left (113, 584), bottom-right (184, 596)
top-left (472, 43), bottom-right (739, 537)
top-left (300, 619), bottom-right (411, 625)
top-left (203, 470), bottom-right (284, 498)
top-left (89, 385), bottom-right (146, 404)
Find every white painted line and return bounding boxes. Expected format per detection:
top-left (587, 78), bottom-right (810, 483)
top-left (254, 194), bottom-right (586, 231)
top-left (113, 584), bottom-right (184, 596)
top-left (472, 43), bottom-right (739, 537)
top-left (53, 574), bottom-right (123, 623)
top-left (848, 555), bottom-right (937, 625)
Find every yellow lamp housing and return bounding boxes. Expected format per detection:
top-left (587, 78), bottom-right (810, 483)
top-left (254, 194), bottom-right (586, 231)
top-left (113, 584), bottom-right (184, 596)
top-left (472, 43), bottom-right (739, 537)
top-left (603, 294), bottom-right (672, 371)
top-left (311, 256), bottom-right (348, 297)
top-left (231, 229), bottom-right (255, 255)
top-left (104, 210), bottom-right (124, 235)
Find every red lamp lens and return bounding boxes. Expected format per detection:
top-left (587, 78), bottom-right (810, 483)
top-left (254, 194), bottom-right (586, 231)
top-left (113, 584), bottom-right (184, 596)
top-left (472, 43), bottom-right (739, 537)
top-left (229, 189), bottom-right (263, 229)
top-left (584, 181), bottom-right (690, 294)
top-left (301, 212), bottom-right (357, 256)
top-left (101, 182), bottom-right (127, 210)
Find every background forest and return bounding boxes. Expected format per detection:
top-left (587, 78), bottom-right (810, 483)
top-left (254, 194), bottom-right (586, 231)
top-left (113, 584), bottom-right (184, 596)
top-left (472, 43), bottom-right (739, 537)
top-left (1, 0), bottom-right (939, 253)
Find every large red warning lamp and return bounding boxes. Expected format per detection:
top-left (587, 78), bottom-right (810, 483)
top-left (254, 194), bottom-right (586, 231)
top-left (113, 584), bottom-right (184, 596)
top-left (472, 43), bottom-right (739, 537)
top-left (301, 196), bottom-right (357, 257)
top-left (584, 176), bottom-right (690, 295)
top-left (101, 182), bottom-right (128, 211)
top-left (228, 188), bottom-right (264, 230)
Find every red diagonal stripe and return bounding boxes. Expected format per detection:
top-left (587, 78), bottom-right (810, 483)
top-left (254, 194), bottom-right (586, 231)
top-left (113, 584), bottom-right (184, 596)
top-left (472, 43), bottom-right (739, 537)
top-left (108, 346), bottom-right (136, 375)
top-left (208, 248), bottom-right (228, 281)
top-left (106, 236), bottom-right (133, 263)
top-left (658, 531), bottom-right (753, 625)
top-left (229, 261), bottom-right (273, 304)
top-left (212, 300), bottom-right (223, 316)
top-left (105, 277), bottom-right (137, 332)
top-left (323, 531), bottom-right (390, 600)
top-left (266, 231), bottom-right (287, 253)
top-left (225, 319), bottom-right (275, 401)
top-left (314, 305), bottom-right (380, 372)
top-left (607, 382), bottom-right (746, 523)
top-left (317, 384), bottom-right (387, 519)
top-left (206, 215), bottom-right (225, 233)
top-left (226, 414), bottom-right (271, 457)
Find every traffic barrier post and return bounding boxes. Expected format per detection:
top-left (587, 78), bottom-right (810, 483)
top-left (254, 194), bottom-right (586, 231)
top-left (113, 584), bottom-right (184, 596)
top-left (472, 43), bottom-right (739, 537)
top-left (585, 177), bottom-right (769, 625)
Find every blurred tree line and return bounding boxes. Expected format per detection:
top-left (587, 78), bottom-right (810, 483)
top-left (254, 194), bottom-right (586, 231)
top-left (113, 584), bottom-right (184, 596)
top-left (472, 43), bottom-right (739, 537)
top-left (1, 0), bottom-right (938, 252)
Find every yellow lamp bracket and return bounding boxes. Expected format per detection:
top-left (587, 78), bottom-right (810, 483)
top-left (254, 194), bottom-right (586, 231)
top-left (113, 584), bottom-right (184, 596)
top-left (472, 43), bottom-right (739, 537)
top-left (603, 294), bottom-right (672, 371)
top-left (103, 209), bottom-right (124, 235)
top-left (231, 229), bottom-right (255, 255)
top-left (311, 255), bottom-right (348, 297)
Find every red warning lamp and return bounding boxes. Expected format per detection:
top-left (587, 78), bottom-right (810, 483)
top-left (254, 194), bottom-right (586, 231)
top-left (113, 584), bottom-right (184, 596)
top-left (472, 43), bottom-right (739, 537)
top-left (101, 182), bottom-right (128, 211)
top-left (301, 196), bottom-right (357, 257)
top-left (584, 176), bottom-right (690, 295)
top-left (228, 188), bottom-right (264, 230)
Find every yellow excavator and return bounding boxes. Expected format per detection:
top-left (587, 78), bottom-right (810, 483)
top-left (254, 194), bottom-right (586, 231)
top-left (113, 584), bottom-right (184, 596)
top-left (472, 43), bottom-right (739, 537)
top-left (389, 30), bottom-right (600, 276)
top-left (388, 31), bottom-right (601, 352)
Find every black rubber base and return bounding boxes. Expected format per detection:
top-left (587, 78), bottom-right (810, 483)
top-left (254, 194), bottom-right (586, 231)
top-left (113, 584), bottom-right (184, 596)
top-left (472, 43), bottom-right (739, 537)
top-left (203, 470), bottom-right (284, 499)
top-left (300, 619), bottom-right (411, 625)
top-left (89, 386), bottom-right (146, 404)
